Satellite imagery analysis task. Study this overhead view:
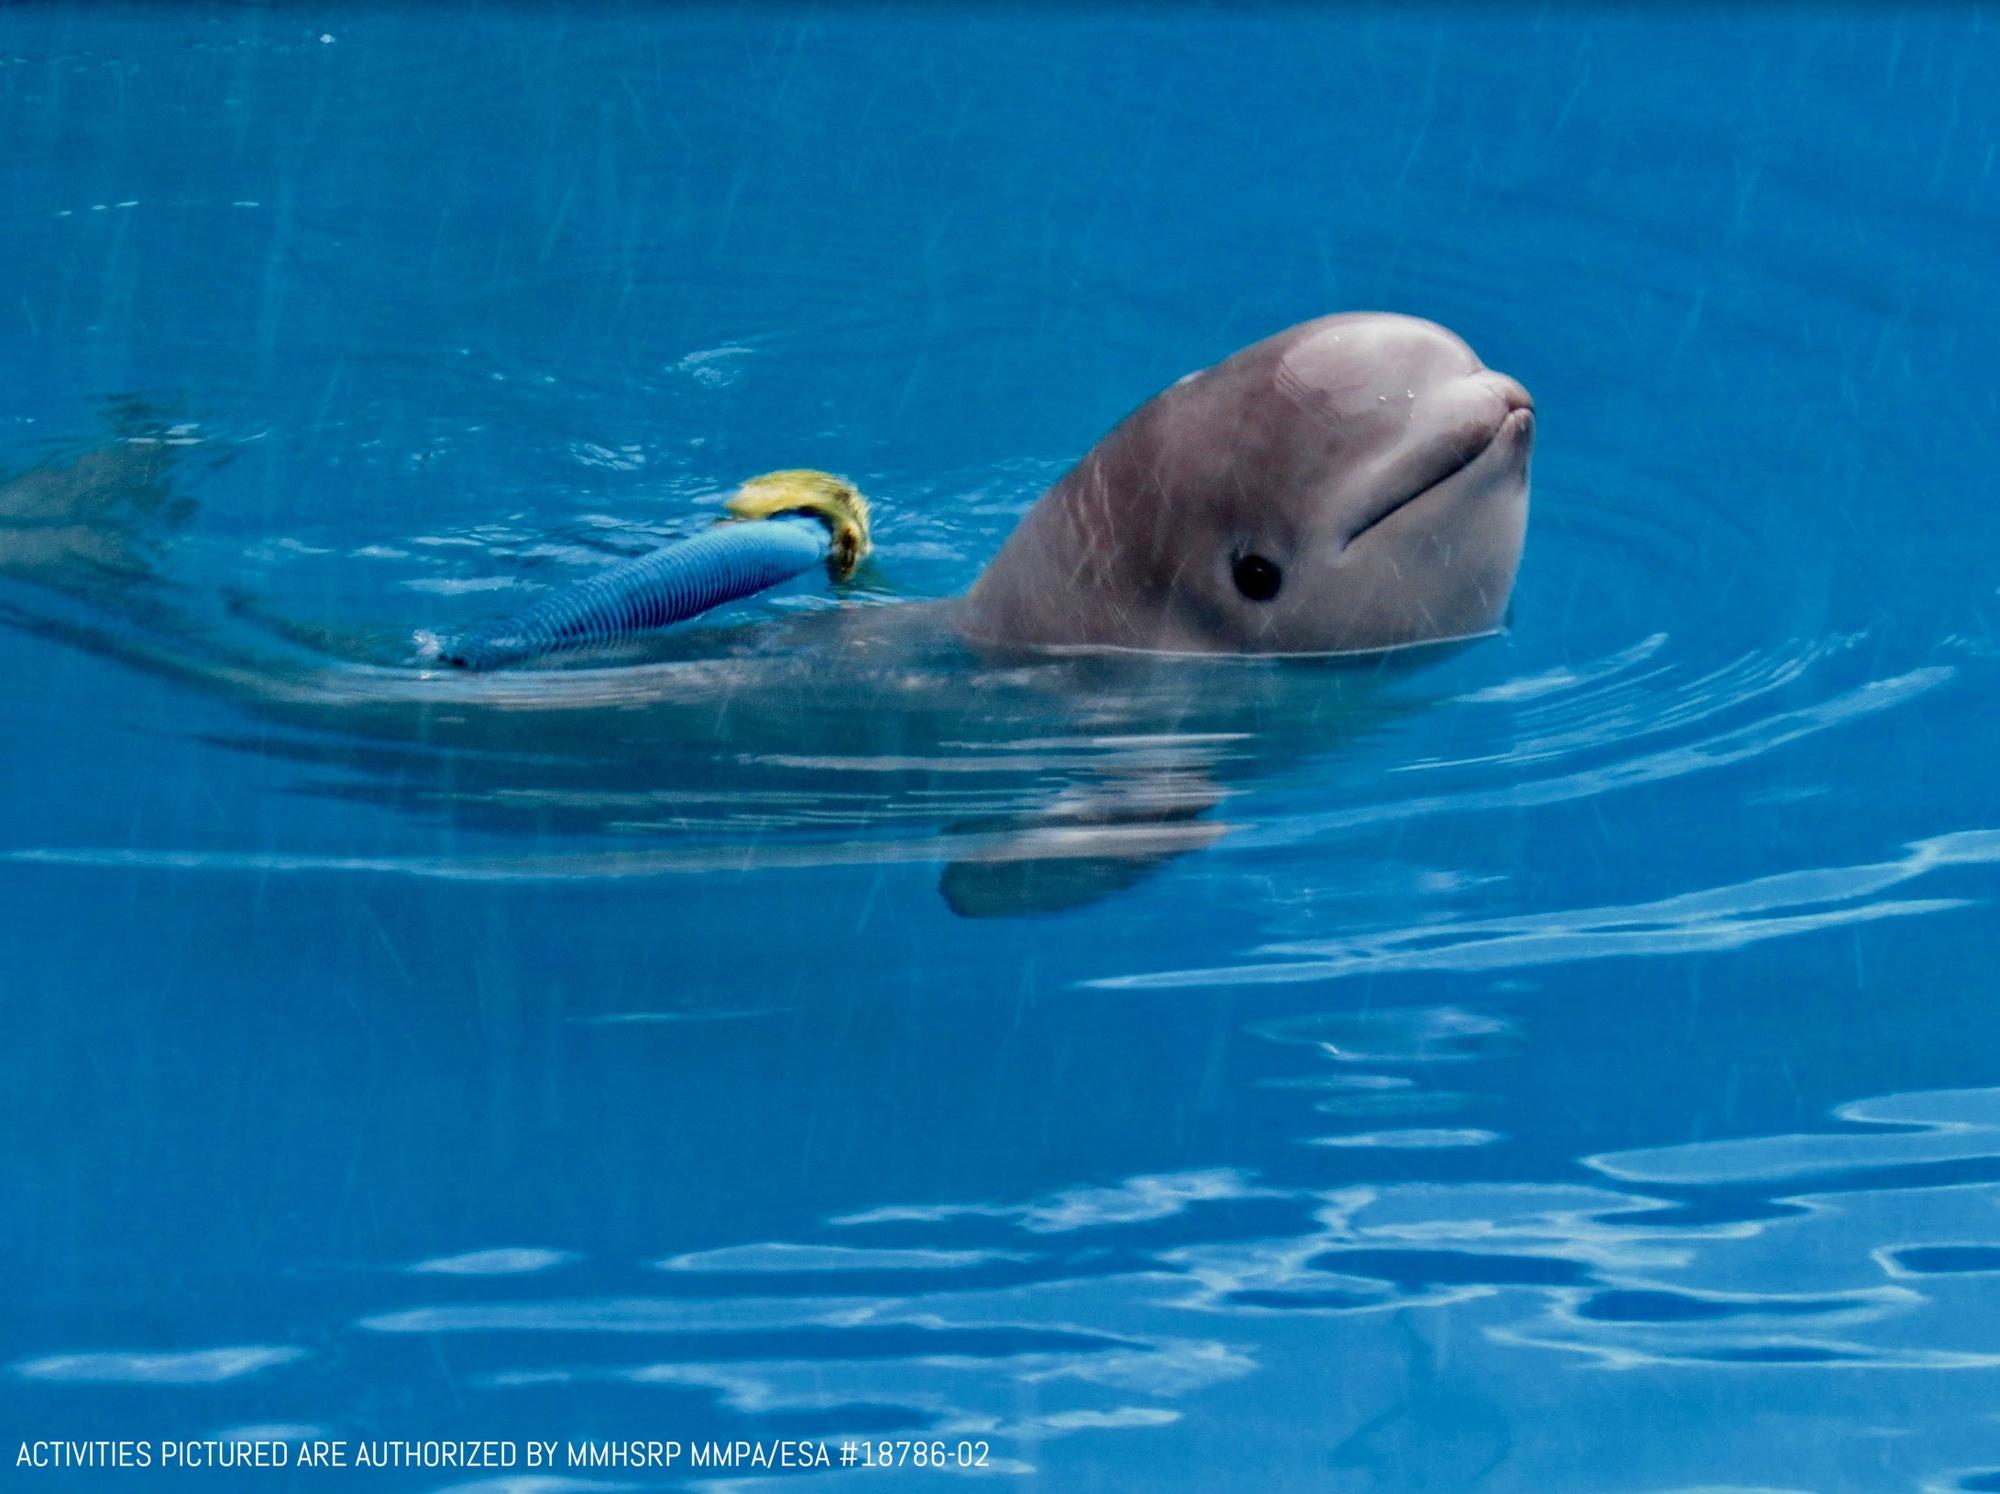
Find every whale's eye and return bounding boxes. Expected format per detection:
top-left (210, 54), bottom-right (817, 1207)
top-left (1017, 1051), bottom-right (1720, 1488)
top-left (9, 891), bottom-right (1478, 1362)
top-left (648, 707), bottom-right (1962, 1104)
top-left (1232, 553), bottom-right (1282, 602)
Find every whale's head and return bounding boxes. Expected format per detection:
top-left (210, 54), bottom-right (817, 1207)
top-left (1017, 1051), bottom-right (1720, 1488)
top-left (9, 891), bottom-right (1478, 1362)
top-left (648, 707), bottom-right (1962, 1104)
top-left (957, 312), bottom-right (1533, 656)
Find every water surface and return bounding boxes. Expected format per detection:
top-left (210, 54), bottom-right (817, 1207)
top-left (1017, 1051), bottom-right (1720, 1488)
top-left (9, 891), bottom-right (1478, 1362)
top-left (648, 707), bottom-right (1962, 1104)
top-left (4, 6), bottom-right (1999, 1490)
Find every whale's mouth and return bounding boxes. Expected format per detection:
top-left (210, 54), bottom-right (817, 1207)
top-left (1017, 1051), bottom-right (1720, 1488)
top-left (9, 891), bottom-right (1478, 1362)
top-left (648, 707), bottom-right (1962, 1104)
top-left (1345, 403), bottom-right (1533, 549)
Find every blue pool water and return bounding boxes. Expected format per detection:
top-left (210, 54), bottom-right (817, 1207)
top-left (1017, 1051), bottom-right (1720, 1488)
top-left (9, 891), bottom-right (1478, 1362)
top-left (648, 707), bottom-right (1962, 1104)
top-left (4, 6), bottom-right (1999, 1489)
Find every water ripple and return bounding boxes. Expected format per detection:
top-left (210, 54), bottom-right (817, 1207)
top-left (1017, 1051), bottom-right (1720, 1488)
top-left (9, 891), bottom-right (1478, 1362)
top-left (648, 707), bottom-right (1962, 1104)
top-left (1591, 1089), bottom-right (2000, 1186)
top-left (1092, 828), bottom-right (1996, 990)
top-left (13, 1346), bottom-right (306, 1384)
top-left (408, 1248), bottom-right (579, 1277)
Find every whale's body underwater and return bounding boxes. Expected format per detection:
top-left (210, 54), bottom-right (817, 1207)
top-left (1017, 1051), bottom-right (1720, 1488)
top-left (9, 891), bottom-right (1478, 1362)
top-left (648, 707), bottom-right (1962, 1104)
top-left (0, 313), bottom-right (1534, 915)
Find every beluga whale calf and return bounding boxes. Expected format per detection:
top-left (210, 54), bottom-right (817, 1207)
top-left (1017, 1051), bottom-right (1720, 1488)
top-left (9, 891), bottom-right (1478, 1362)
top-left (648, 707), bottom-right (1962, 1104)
top-left (0, 312), bottom-right (1535, 914)
top-left (959, 312), bottom-right (1533, 656)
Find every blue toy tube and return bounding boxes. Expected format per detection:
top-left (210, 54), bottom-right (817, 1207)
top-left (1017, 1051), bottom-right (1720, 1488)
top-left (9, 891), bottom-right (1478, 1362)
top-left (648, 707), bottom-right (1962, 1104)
top-left (434, 470), bottom-right (871, 671)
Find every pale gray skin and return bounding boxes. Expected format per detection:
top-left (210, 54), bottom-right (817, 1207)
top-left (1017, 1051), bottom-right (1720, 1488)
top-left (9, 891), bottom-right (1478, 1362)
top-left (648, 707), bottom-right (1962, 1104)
top-left (0, 313), bottom-right (1534, 915)
top-left (959, 312), bottom-right (1533, 655)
